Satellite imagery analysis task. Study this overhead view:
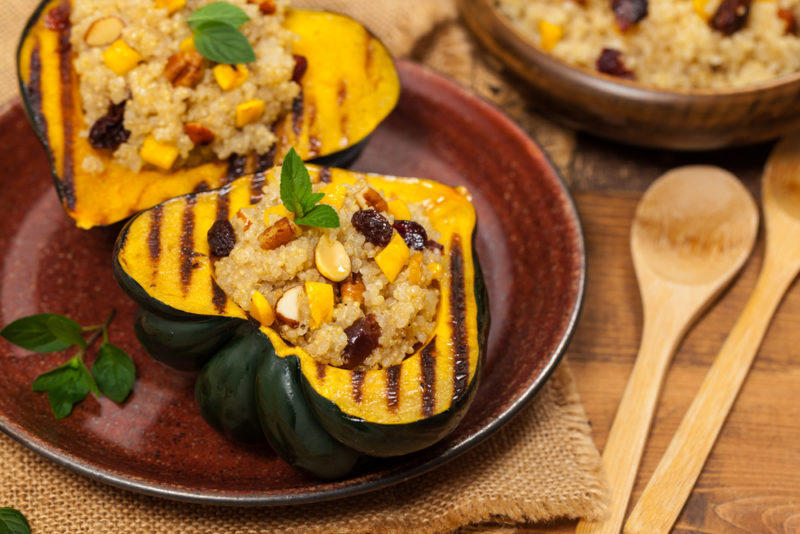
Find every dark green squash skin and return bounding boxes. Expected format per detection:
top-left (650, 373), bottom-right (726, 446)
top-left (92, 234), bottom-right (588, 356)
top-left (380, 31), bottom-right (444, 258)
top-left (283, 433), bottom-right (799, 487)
top-left (113, 217), bottom-right (489, 478)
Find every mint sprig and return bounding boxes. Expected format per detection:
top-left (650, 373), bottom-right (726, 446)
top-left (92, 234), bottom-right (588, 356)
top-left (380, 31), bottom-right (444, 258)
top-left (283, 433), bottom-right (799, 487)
top-left (1, 310), bottom-right (136, 419)
top-left (188, 2), bottom-right (255, 64)
top-left (0, 508), bottom-right (30, 534)
top-left (280, 148), bottom-right (340, 228)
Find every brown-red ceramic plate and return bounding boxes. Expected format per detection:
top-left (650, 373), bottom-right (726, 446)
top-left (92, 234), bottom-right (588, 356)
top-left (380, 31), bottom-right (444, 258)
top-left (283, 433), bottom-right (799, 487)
top-left (0, 60), bottom-right (584, 505)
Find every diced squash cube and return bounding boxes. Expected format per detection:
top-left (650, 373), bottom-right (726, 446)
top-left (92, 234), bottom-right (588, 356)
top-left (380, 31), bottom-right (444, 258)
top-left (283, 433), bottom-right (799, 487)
top-left (249, 291), bottom-right (275, 326)
top-left (235, 99), bottom-right (265, 127)
top-left (179, 36), bottom-right (196, 53)
top-left (155, 0), bottom-right (186, 15)
top-left (407, 252), bottom-right (423, 285)
top-left (538, 20), bottom-right (563, 52)
top-left (264, 204), bottom-right (294, 223)
top-left (102, 39), bottom-right (142, 76)
top-left (305, 281), bottom-right (334, 329)
top-left (693, 0), bottom-right (712, 20)
top-left (428, 262), bottom-right (442, 279)
top-left (320, 184), bottom-right (347, 210)
top-left (140, 136), bottom-right (179, 170)
top-left (375, 233), bottom-right (410, 283)
top-left (387, 199), bottom-right (411, 221)
top-left (213, 64), bottom-right (250, 91)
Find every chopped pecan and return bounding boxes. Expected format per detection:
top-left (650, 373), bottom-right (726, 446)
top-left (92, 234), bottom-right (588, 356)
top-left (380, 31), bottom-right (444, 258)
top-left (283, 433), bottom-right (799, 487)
top-left (612, 0), bottom-right (648, 31)
top-left (248, 0), bottom-right (276, 14)
top-left (360, 188), bottom-right (388, 212)
top-left (778, 8), bottom-right (797, 35)
top-left (164, 51), bottom-right (205, 88)
top-left (258, 217), bottom-right (299, 250)
top-left (340, 273), bottom-right (365, 305)
top-left (596, 48), bottom-right (636, 80)
top-left (710, 0), bottom-right (752, 35)
top-left (184, 122), bottom-right (215, 145)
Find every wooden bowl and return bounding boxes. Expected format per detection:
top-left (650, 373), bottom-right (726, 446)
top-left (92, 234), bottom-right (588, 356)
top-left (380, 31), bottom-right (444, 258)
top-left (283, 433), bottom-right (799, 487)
top-left (459, 0), bottom-right (800, 150)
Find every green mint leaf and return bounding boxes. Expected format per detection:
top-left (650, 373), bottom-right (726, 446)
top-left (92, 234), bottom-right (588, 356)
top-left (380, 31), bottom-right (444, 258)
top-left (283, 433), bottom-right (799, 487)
top-left (187, 1), bottom-right (250, 29)
top-left (294, 204), bottom-right (341, 228)
top-left (32, 356), bottom-right (98, 419)
top-left (0, 508), bottom-right (30, 534)
top-left (193, 21), bottom-right (255, 64)
top-left (92, 342), bottom-right (135, 403)
top-left (1, 314), bottom-right (79, 353)
top-left (303, 192), bottom-right (326, 212)
top-left (280, 148), bottom-right (310, 217)
top-left (46, 315), bottom-right (87, 348)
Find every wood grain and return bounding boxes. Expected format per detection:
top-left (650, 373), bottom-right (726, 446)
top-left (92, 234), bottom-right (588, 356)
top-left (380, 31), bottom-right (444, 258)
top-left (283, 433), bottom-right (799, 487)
top-left (509, 177), bottom-right (800, 532)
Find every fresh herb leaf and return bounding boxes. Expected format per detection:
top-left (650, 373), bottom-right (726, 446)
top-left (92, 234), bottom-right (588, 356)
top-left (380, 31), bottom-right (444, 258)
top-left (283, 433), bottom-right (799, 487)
top-left (0, 508), bottom-right (30, 534)
top-left (193, 21), bottom-right (256, 64)
top-left (294, 205), bottom-right (340, 228)
top-left (1, 314), bottom-right (81, 353)
top-left (92, 342), bottom-right (135, 403)
top-left (279, 148), bottom-right (340, 228)
top-left (187, 1), bottom-right (250, 29)
top-left (32, 356), bottom-right (99, 419)
top-left (46, 315), bottom-right (87, 348)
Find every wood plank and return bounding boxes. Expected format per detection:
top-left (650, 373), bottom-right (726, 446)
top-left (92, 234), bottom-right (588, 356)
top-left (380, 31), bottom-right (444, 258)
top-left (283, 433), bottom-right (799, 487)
top-left (513, 190), bottom-right (800, 533)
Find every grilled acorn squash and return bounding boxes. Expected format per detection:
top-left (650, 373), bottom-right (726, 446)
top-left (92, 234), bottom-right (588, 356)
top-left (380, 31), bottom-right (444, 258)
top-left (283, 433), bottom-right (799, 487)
top-left (17, 0), bottom-right (399, 228)
top-left (113, 165), bottom-right (488, 478)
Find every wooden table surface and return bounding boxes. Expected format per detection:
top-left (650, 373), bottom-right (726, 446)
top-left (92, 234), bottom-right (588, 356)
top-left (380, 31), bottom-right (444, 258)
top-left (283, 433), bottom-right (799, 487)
top-left (526, 134), bottom-right (800, 534)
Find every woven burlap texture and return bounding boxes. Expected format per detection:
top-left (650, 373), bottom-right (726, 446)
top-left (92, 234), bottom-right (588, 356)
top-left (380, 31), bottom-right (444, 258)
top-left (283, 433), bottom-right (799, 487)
top-left (0, 0), bottom-right (606, 531)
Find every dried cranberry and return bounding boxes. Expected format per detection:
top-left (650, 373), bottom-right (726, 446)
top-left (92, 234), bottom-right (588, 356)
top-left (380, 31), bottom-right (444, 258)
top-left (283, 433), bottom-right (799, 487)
top-left (208, 220), bottom-right (236, 257)
top-left (710, 0), bottom-right (752, 36)
top-left (392, 220), bottom-right (428, 251)
top-left (596, 48), bottom-right (636, 80)
top-left (612, 0), bottom-right (648, 31)
top-left (340, 314), bottom-right (381, 370)
top-left (88, 101), bottom-right (130, 150)
top-left (351, 209), bottom-right (393, 247)
top-left (292, 55), bottom-right (308, 83)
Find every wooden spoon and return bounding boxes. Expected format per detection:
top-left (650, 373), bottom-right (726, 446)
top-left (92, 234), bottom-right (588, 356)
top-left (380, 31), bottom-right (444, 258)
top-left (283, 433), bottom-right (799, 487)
top-left (624, 136), bottom-right (800, 534)
top-left (576, 166), bottom-right (758, 534)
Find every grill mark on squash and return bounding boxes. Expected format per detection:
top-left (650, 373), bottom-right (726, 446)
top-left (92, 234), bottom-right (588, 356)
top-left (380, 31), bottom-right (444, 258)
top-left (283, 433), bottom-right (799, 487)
top-left (148, 205), bottom-right (163, 262)
top-left (352, 370), bottom-right (365, 404)
top-left (450, 234), bottom-right (469, 399)
top-left (211, 278), bottom-right (227, 313)
top-left (57, 0), bottom-right (76, 210)
top-left (291, 89), bottom-right (303, 136)
top-left (386, 365), bottom-right (400, 413)
top-left (319, 167), bottom-right (332, 183)
top-left (364, 33), bottom-right (374, 72)
top-left (250, 172), bottom-right (266, 204)
top-left (421, 340), bottom-right (436, 417)
top-left (26, 44), bottom-right (47, 141)
top-left (315, 362), bottom-right (327, 383)
top-left (257, 146), bottom-right (276, 172)
top-left (226, 154), bottom-right (247, 182)
top-left (179, 197), bottom-right (197, 292)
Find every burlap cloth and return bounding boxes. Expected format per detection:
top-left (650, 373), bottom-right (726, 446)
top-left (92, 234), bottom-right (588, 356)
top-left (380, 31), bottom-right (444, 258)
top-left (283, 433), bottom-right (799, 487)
top-left (0, 1), bottom-right (607, 532)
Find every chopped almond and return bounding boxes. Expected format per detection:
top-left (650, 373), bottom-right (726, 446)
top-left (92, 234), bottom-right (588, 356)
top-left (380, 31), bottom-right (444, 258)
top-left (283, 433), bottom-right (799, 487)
top-left (235, 209), bottom-right (252, 231)
top-left (84, 16), bottom-right (124, 47)
top-left (184, 122), bottom-right (215, 145)
top-left (164, 51), bottom-right (204, 88)
top-left (258, 217), bottom-right (299, 250)
top-left (275, 286), bottom-right (303, 328)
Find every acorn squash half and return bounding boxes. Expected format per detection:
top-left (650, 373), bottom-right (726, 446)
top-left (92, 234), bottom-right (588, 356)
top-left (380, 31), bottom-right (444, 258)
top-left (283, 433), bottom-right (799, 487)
top-left (112, 165), bottom-right (489, 478)
top-left (17, 0), bottom-right (400, 228)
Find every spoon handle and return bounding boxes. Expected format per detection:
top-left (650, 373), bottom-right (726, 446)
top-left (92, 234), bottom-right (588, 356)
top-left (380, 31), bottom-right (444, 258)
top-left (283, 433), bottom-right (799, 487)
top-left (576, 312), bottom-right (686, 534)
top-left (624, 255), bottom-right (800, 534)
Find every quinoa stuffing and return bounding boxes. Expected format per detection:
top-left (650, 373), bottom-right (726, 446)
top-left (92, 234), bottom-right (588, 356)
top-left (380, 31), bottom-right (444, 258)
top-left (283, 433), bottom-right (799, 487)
top-left (70, 0), bottom-right (299, 173)
top-left (494, 0), bottom-right (800, 89)
top-left (212, 160), bottom-right (445, 371)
